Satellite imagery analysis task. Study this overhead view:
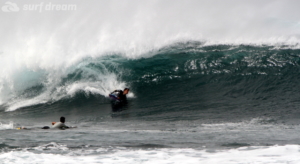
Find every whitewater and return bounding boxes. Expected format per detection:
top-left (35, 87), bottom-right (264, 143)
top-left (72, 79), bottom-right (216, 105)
top-left (1, 0), bottom-right (300, 163)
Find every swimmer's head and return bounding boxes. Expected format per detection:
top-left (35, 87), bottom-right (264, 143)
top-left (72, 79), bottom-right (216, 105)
top-left (60, 117), bottom-right (65, 123)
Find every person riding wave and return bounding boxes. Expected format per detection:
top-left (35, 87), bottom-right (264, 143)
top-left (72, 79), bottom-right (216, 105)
top-left (110, 88), bottom-right (130, 101)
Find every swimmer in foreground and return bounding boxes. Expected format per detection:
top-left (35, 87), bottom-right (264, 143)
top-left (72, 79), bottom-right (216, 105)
top-left (52, 116), bottom-right (69, 130)
top-left (17, 117), bottom-right (72, 130)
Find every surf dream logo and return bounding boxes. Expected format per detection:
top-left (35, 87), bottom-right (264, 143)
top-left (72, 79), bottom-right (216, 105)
top-left (2, 1), bottom-right (77, 12)
top-left (1, 2), bottom-right (19, 12)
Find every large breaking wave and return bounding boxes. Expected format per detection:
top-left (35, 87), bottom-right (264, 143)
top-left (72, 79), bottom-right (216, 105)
top-left (1, 0), bottom-right (300, 115)
top-left (1, 42), bottom-right (300, 114)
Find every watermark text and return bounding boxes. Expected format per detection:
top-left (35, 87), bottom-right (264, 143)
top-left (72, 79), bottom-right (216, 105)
top-left (2, 1), bottom-right (77, 12)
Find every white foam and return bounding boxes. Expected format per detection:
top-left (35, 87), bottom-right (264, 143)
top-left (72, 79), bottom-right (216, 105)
top-left (0, 121), bottom-right (14, 130)
top-left (2, 60), bottom-right (131, 111)
top-left (34, 142), bottom-right (69, 151)
top-left (5, 77), bottom-right (129, 111)
top-left (1, 145), bottom-right (300, 164)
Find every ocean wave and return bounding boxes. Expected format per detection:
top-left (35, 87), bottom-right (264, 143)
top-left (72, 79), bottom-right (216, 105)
top-left (1, 43), bottom-right (300, 112)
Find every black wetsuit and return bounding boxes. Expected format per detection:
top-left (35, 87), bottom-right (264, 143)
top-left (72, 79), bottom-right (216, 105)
top-left (114, 90), bottom-right (127, 101)
top-left (110, 90), bottom-right (128, 112)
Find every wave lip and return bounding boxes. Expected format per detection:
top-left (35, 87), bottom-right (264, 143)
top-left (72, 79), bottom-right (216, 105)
top-left (0, 57), bottom-right (129, 111)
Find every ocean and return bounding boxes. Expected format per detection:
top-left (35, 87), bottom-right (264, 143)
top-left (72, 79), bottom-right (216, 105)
top-left (1, 0), bottom-right (300, 163)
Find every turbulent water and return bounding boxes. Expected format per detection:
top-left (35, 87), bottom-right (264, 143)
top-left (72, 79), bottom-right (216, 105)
top-left (1, 0), bottom-right (300, 163)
